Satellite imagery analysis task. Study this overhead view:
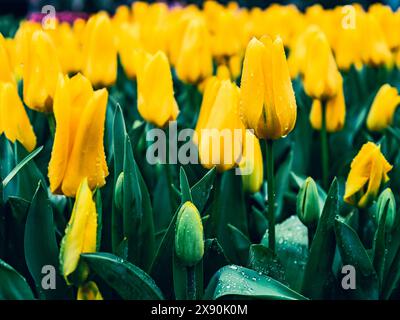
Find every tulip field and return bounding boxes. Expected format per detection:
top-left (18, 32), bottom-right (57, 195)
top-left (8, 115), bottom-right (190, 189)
top-left (1, 1), bottom-right (400, 301)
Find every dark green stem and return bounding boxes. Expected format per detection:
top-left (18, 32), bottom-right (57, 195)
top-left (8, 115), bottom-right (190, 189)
top-left (266, 139), bottom-right (275, 253)
top-left (47, 113), bottom-right (56, 137)
top-left (186, 265), bottom-right (196, 300)
top-left (321, 100), bottom-right (329, 190)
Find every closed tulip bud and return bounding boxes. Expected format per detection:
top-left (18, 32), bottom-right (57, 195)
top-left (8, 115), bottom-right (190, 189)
top-left (0, 33), bottom-right (15, 83)
top-left (288, 25), bottom-right (321, 79)
top-left (137, 51), bottom-right (179, 128)
top-left (216, 64), bottom-right (231, 80)
top-left (375, 188), bottom-right (397, 232)
top-left (240, 36), bottom-right (297, 140)
top-left (195, 79), bottom-right (245, 171)
top-left (228, 54), bottom-right (242, 80)
top-left (116, 23), bottom-right (141, 78)
top-left (114, 172), bottom-right (124, 211)
top-left (48, 73), bottom-right (109, 197)
top-left (60, 178), bottom-right (97, 285)
top-left (23, 30), bottom-right (62, 112)
top-left (366, 84), bottom-right (400, 132)
top-left (239, 131), bottom-right (263, 193)
top-left (175, 201), bottom-right (204, 267)
top-left (310, 73), bottom-right (346, 132)
top-left (82, 13), bottom-right (117, 87)
top-left (176, 18), bottom-right (213, 83)
top-left (303, 30), bottom-right (341, 100)
top-left (297, 177), bottom-right (320, 227)
top-left (344, 142), bottom-right (392, 208)
top-left (77, 281), bottom-right (103, 300)
top-left (0, 82), bottom-right (36, 152)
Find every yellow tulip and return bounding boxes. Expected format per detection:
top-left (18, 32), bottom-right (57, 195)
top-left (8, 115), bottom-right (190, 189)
top-left (23, 30), bottom-right (62, 112)
top-left (48, 73), bottom-right (109, 197)
top-left (310, 74), bottom-right (346, 132)
top-left (60, 178), bottom-right (97, 284)
top-left (303, 30), bottom-right (341, 100)
top-left (195, 79), bottom-right (245, 171)
top-left (0, 34), bottom-right (15, 83)
top-left (77, 281), bottom-right (103, 300)
top-left (366, 84), bottom-right (400, 132)
top-left (136, 51), bottom-right (179, 128)
top-left (216, 64), bottom-right (231, 80)
top-left (344, 142), bottom-right (392, 208)
top-left (82, 13), bottom-right (117, 87)
top-left (228, 54), bottom-right (242, 80)
top-left (288, 25), bottom-right (321, 79)
top-left (0, 82), bottom-right (36, 151)
top-left (239, 36), bottom-right (297, 140)
top-left (116, 23), bottom-right (142, 78)
top-left (239, 131), bottom-right (263, 193)
top-left (176, 18), bottom-right (213, 83)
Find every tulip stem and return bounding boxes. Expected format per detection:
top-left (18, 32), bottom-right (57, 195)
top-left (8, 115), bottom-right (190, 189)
top-left (266, 139), bottom-right (275, 253)
top-left (321, 100), bottom-right (329, 190)
top-left (186, 266), bottom-right (196, 300)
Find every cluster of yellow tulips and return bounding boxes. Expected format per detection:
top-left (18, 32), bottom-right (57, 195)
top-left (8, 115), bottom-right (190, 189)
top-left (0, 1), bottom-right (400, 301)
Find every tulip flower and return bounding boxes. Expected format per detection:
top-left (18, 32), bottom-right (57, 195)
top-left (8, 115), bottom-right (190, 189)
top-left (116, 23), bottom-right (141, 78)
top-left (297, 177), bottom-right (320, 228)
top-left (0, 82), bottom-right (36, 152)
top-left (195, 79), bottom-right (245, 172)
top-left (48, 73), bottom-right (109, 197)
top-left (136, 51), bottom-right (179, 128)
top-left (82, 13), bottom-right (117, 87)
top-left (310, 74), bottom-right (346, 132)
top-left (0, 34), bottom-right (15, 83)
top-left (239, 36), bottom-right (297, 140)
top-left (176, 18), bottom-right (213, 83)
top-left (366, 84), bottom-right (400, 132)
top-left (175, 201), bottom-right (204, 267)
top-left (23, 30), bottom-right (62, 112)
top-left (375, 188), bottom-right (397, 232)
top-left (344, 142), bottom-right (392, 208)
top-left (77, 282), bottom-right (103, 300)
top-left (303, 30), bottom-right (341, 100)
top-left (240, 35), bottom-right (296, 253)
top-left (60, 178), bottom-right (97, 284)
top-left (239, 130), bottom-right (263, 193)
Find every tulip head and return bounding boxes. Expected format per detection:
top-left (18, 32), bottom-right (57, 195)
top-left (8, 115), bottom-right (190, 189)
top-left (366, 84), bottom-right (400, 132)
top-left (0, 82), bottom-right (36, 152)
top-left (303, 30), bottom-right (341, 100)
top-left (240, 36), bottom-right (297, 140)
top-left (176, 18), bottom-right (213, 83)
top-left (23, 30), bottom-right (62, 112)
top-left (60, 178), bottom-right (97, 285)
top-left (195, 79), bottom-right (245, 172)
top-left (375, 188), bottom-right (397, 232)
top-left (175, 201), bottom-right (204, 267)
top-left (137, 51), bottom-right (179, 128)
top-left (344, 142), bottom-right (392, 208)
top-left (297, 177), bottom-right (320, 227)
top-left (0, 33), bottom-right (15, 83)
top-left (310, 73), bottom-right (346, 132)
top-left (48, 73), bottom-right (109, 197)
top-left (82, 13), bottom-right (117, 87)
top-left (239, 131), bottom-right (263, 193)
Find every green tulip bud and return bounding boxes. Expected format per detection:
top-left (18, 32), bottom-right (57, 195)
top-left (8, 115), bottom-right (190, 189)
top-left (297, 177), bottom-right (320, 227)
top-left (175, 201), bottom-right (204, 267)
top-left (376, 188), bottom-right (396, 231)
top-left (114, 172), bottom-right (124, 210)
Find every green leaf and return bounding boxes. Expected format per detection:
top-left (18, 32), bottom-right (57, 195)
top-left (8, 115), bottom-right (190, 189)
top-left (81, 252), bottom-right (164, 300)
top-left (179, 167), bottom-right (192, 203)
top-left (301, 178), bottom-right (339, 299)
top-left (203, 238), bottom-right (230, 285)
top-left (227, 224), bottom-right (251, 265)
top-left (214, 170), bottom-right (248, 264)
top-left (204, 265), bottom-right (306, 300)
top-left (24, 182), bottom-right (68, 299)
top-left (191, 167), bottom-right (216, 213)
top-left (334, 219), bottom-right (379, 299)
top-left (261, 216), bottom-right (308, 290)
top-left (2, 145), bottom-right (43, 188)
top-left (383, 223), bottom-right (400, 299)
top-left (0, 258), bottom-right (34, 300)
top-left (248, 244), bottom-right (286, 284)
